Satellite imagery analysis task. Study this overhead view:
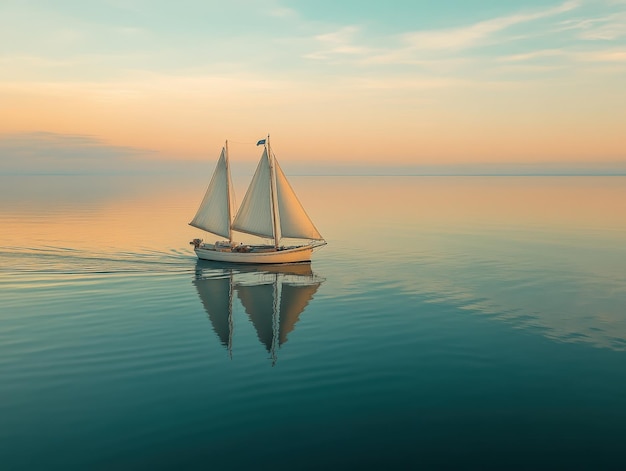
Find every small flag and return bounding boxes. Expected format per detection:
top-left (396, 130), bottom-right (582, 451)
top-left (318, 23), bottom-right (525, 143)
top-left (256, 139), bottom-right (266, 146)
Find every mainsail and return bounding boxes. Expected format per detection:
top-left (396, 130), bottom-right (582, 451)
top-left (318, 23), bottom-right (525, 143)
top-left (232, 142), bottom-right (323, 243)
top-left (189, 146), bottom-right (234, 239)
top-left (231, 148), bottom-right (275, 239)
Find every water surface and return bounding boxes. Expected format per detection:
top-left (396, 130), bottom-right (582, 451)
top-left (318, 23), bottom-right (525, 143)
top-left (1, 175), bottom-right (626, 470)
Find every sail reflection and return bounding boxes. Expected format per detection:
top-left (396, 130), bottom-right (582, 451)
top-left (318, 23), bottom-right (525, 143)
top-left (193, 261), bottom-right (323, 362)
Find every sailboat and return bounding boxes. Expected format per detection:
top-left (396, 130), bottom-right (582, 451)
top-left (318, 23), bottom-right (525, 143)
top-left (193, 261), bottom-right (323, 362)
top-left (189, 136), bottom-right (326, 264)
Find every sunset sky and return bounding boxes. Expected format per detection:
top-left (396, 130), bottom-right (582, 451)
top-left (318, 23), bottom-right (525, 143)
top-left (1, 0), bottom-right (625, 172)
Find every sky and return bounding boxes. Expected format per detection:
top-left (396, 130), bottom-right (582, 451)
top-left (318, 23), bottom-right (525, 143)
top-left (1, 0), bottom-right (625, 173)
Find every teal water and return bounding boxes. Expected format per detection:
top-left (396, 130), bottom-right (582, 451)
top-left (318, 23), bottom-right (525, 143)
top-left (1, 175), bottom-right (626, 470)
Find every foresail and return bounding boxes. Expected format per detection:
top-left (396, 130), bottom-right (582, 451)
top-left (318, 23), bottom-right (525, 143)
top-left (232, 149), bottom-right (275, 239)
top-left (275, 160), bottom-right (323, 240)
top-left (190, 149), bottom-right (231, 238)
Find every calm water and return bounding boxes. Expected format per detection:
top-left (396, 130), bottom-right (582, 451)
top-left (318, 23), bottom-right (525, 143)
top-left (1, 174), bottom-right (626, 470)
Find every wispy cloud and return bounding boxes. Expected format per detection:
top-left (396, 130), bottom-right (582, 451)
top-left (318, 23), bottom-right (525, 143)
top-left (497, 47), bottom-right (626, 64)
top-left (305, 1), bottom-right (582, 68)
top-left (269, 6), bottom-right (298, 19)
top-left (498, 49), bottom-right (565, 62)
top-left (558, 11), bottom-right (626, 40)
top-left (576, 49), bottom-right (626, 61)
top-left (401, 1), bottom-right (580, 51)
top-left (0, 131), bottom-right (148, 155)
top-left (304, 26), bottom-right (376, 60)
top-left (0, 132), bottom-right (158, 174)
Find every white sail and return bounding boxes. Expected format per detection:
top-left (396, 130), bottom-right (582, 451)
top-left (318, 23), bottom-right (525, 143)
top-left (190, 148), bottom-right (233, 239)
top-left (275, 159), bottom-right (323, 240)
top-left (231, 148), bottom-right (275, 239)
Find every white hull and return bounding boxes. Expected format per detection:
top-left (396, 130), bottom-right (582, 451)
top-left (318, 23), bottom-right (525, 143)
top-left (194, 244), bottom-right (319, 264)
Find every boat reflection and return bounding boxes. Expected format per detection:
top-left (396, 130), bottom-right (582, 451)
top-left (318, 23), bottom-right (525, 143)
top-left (193, 261), bottom-right (324, 363)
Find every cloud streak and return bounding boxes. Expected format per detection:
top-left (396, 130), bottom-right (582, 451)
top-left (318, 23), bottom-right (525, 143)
top-left (306, 1), bottom-right (582, 66)
top-left (558, 11), bottom-right (626, 40)
top-left (304, 26), bottom-right (376, 60)
top-left (0, 132), bottom-right (159, 174)
top-left (401, 1), bottom-right (580, 51)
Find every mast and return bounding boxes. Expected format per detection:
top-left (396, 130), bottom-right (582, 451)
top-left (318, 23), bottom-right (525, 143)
top-left (267, 134), bottom-right (281, 250)
top-left (225, 140), bottom-right (233, 243)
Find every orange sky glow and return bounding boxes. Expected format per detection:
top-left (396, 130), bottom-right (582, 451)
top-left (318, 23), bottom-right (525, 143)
top-left (1, 1), bottom-right (625, 169)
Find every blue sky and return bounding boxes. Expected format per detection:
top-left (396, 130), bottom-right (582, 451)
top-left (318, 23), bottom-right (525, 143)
top-left (3, 0), bottom-right (624, 74)
top-left (3, 0), bottom-right (625, 74)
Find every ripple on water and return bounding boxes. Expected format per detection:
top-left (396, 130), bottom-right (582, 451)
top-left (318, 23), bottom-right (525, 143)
top-left (2, 175), bottom-right (626, 469)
